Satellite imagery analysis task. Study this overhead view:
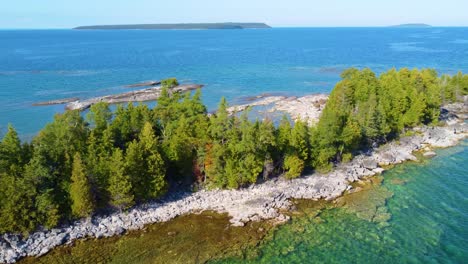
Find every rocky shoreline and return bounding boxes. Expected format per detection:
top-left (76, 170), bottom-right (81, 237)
top-left (0, 102), bottom-right (466, 264)
top-left (227, 94), bottom-right (328, 125)
top-left (32, 84), bottom-right (203, 111)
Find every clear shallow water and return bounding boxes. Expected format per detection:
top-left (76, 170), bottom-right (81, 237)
top-left (216, 142), bottom-right (468, 264)
top-left (1, 28), bottom-right (468, 136)
top-left (1, 28), bottom-right (468, 263)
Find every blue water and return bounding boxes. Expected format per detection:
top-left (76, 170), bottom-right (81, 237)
top-left (1, 28), bottom-right (467, 264)
top-left (1, 28), bottom-right (468, 137)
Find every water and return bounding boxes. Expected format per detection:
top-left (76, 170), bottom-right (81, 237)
top-left (217, 142), bottom-right (468, 263)
top-left (1, 28), bottom-right (468, 137)
top-left (2, 28), bottom-right (468, 263)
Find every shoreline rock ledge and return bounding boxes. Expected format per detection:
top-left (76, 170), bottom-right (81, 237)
top-left (0, 102), bottom-right (467, 263)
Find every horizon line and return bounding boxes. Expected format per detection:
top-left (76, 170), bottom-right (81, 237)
top-left (2, 25), bottom-right (468, 30)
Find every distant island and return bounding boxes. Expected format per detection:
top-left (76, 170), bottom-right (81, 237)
top-left (74, 22), bottom-right (271, 30)
top-left (390, 23), bottom-right (432, 28)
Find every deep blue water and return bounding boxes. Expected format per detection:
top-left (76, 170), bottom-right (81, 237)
top-left (1, 27), bottom-right (468, 137)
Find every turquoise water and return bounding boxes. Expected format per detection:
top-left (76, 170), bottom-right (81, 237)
top-left (1, 28), bottom-right (468, 263)
top-left (217, 142), bottom-right (468, 264)
top-left (1, 28), bottom-right (468, 137)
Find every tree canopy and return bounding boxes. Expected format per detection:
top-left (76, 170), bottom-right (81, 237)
top-left (0, 71), bottom-right (465, 234)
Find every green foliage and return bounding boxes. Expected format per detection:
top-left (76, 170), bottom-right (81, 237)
top-left (87, 102), bottom-right (112, 132)
top-left (161, 78), bottom-right (179, 89)
top-left (283, 154), bottom-right (305, 179)
top-left (126, 123), bottom-right (167, 201)
top-left (35, 190), bottom-right (61, 229)
top-left (70, 153), bottom-right (94, 218)
top-left (0, 124), bottom-right (23, 175)
top-left (108, 149), bottom-right (134, 211)
top-left (313, 67), bottom-right (457, 171)
top-left (1, 71), bottom-right (465, 234)
top-left (0, 173), bottom-right (37, 234)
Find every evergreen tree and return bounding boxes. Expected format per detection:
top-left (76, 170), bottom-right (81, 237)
top-left (161, 78), bottom-right (179, 89)
top-left (205, 97), bottom-right (232, 188)
top-left (210, 97), bottom-right (230, 142)
top-left (0, 173), bottom-right (37, 233)
top-left (70, 153), bottom-right (94, 218)
top-left (283, 154), bottom-right (304, 179)
top-left (126, 123), bottom-right (167, 201)
top-left (258, 119), bottom-right (276, 180)
top-left (87, 102), bottom-right (112, 133)
top-left (125, 140), bottom-right (147, 200)
top-left (290, 120), bottom-right (309, 161)
top-left (277, 115), bottom-right (292, 153)
top-left (0, 124), bottom-right (23, 175)
top-left (35, 190), bottom-right (61, 229)
top-left (23, 149), bottom-right (62, 228)
top-left (108, 148), bottom-right (134, 211)
top-left (140, 122), bottom-right (167, 197)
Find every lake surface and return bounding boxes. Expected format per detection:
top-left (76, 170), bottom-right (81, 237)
top-left (1, 28), bottom-right (468, 136)
top-left (2, 28), bottom-right (468, 263)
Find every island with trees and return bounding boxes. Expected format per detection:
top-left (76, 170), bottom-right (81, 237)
top-left (74, 23), bottom-right (271, 30)
top-left (0, 68), bottom-right (467, 263)
top-left (390, 23), bottom-right (432, 28)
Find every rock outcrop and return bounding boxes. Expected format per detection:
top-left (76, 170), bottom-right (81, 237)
top-left (227, 94), bottom-right (328, 125)
top-left (66, 84), bottom-right (204, 111)
top-left (0, 102), bottom-right (466, 263)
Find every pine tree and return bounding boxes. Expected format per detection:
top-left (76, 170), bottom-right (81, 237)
top-left (236, 114), bottom-right (263, 186)
top-left (210, 97), bottom-right (230, 141)
top-left (87, 102), bottom-right (112, 132)
top-left (125, 140), bottom-right (147, 200)
top-left (290, 120), bottom-right (309, 161)
top-left (22, 149), bottom-right (62, 229)
top-left (0, 173), bottom-right (37, 233)
top-left (70, 153), bottom-right (94, 218)
top-left (108, 148), bottom-right (134, 211)
top-left (258, 119), bottom-right (276, 180)
top-left (35, 190), bottom-right (61, 229)
top-left (204, 97), bottom-right (233, 188)
top-left (276, 115), bottom-right (291, 153)
top-left (283, 154), bottom-right (304, 179)
top-left (339, 117), bottom-right (361, 158)
top-left (0, 124), bottom-right (22, 175)
top-left (126, 123), bottom-right (167, 201)
top-left (147, 150), bottom-right (167, 198)
top-left (204, 141), bottom-right (227, 188)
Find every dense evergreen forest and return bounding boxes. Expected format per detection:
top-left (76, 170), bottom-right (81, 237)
top-left (0, 69), bottom-right (467, 234)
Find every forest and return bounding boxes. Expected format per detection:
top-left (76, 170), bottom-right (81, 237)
top-left (0, 68), bottom-right (467, 234)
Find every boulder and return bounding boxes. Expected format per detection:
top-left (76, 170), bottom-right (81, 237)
top-left (361, 158), bottom-right (378, 169)
top-left (372, 168), bottom-right (385, 174)
top-left (423, 151), bottom-right (437, 158)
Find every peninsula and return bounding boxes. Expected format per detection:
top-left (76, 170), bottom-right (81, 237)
top-left (74, 22), bottom-right (271, 30)
top-left (32, 78), bottom-right (203, 111)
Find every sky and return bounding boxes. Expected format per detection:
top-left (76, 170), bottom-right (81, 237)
top-left (1, 0), bottom-right (468, 29)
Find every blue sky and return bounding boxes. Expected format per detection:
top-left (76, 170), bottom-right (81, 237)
top-left (2, 0), bottom-right (468, 28)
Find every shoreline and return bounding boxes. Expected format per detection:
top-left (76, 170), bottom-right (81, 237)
top-left (32, 84), bottom-right (203, 111)
top-left (0, 102), bottom-right (466, 263)
top-left (227, 93), bottom-right (328, 125)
